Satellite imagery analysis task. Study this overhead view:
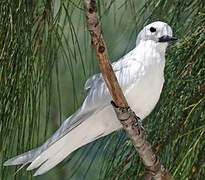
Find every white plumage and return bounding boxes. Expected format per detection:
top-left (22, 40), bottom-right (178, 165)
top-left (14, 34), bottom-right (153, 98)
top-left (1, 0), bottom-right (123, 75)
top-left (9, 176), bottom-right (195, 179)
top-left (4, 21), bottom-right (176, 176)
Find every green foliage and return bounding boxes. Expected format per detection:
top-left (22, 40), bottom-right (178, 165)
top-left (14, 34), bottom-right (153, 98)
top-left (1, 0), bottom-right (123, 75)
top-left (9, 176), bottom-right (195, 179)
top-left (101, 1), bottom-right (205, 179)
top-left (0, 0), bottom-right (204, 180)
top-left (0, 0), bottom-right (89, 179)
top-left (0, 0), bottom-right (58, 179)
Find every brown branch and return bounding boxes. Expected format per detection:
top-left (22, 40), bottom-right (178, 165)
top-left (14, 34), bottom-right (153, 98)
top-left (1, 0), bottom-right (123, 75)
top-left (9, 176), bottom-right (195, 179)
top-left (82, 0), bottom-right (173, 179)
top-left (82, 0), bottom-right (128, 107)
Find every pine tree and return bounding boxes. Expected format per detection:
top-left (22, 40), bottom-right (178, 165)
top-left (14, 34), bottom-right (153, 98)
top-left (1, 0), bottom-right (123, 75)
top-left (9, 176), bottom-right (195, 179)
top-left (0, 0), bottom-right (204, 179)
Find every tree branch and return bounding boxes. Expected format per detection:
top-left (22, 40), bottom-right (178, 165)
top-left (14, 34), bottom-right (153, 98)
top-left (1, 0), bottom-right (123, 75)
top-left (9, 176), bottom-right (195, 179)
top-left (82, 0), bottom-right (128, 107)
top-left (82, 0), bottom-right (173, 179)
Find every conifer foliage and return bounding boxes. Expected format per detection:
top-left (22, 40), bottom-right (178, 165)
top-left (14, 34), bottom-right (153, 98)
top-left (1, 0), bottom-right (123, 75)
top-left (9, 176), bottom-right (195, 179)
top-left (0, 0), bottom-right (204, 179)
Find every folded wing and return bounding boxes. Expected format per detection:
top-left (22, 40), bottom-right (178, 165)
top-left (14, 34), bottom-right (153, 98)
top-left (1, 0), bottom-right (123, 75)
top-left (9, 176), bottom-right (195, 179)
top-left (4, 49), bottom-right (143, 176)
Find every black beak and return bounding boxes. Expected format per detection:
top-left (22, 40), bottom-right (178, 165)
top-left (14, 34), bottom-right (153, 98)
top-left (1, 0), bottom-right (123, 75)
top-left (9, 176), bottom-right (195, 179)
top-left (158, 35), bottom-right (178, 43)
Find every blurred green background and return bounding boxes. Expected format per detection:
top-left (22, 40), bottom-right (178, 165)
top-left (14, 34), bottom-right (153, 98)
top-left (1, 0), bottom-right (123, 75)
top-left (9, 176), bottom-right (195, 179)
top-left (0, 0), bottom-right (204, 179)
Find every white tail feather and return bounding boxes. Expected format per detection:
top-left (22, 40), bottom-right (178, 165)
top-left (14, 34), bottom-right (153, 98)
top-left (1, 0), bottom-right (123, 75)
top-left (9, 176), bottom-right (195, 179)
top-left (4, 105), bottom-right (122, 176)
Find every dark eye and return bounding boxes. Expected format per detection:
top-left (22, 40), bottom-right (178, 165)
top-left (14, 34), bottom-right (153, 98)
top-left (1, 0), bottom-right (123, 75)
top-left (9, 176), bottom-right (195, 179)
top-left (150, 27), bottom-right (156, 32)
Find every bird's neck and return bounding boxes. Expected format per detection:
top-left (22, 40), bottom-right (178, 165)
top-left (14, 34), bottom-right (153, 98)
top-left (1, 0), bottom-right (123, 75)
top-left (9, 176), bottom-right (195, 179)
top-left (136, 41), bottom-right (166, 66)
top-left (156, 42), bottom-right (168, 54)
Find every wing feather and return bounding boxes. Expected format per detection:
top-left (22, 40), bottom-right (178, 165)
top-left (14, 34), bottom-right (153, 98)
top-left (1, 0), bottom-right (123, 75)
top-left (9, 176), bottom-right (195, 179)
top-left (4, 47), bottom-right (144, 176)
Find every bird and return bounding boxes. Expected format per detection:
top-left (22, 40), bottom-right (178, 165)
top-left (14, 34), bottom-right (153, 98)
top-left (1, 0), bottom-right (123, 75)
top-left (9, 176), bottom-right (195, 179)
top-left (4, 21), bottom-right (177, 176)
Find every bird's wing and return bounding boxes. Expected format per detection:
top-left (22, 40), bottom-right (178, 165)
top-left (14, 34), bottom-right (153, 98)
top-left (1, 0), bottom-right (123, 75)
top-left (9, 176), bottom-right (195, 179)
top-left (67, 48), bottom-right (144, 135)
top-left (4, 48), bottom-right (144, 175)
top-left (84, 49), bottom-right (143, 97)
top-left (43, 49), bottom-right (143, 141)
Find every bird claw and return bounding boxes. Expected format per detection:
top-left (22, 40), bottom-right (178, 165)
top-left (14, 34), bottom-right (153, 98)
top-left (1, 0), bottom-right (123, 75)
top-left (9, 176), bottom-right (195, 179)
top-left (132, 111), bottom-right (147, 135)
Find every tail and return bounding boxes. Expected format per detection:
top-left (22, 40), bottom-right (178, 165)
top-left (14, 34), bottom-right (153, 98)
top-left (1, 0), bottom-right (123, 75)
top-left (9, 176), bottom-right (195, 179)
top-left (26, 110), bottom-right (107, 176)
top-left (4, 148), bottom-right (39, 166)
top-left (3, 106), bottom-right (116, 176)
top-left (3, 111), bottom-right (80, 175)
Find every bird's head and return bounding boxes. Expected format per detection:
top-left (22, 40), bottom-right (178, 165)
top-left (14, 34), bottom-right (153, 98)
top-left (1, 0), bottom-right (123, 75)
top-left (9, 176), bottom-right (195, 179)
top-left (136, 21), bottom-right (177, 51)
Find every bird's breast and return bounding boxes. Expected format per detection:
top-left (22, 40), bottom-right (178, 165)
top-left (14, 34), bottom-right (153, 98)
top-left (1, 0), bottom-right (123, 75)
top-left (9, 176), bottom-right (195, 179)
top-left (125, 63), bottom-right (164, 119)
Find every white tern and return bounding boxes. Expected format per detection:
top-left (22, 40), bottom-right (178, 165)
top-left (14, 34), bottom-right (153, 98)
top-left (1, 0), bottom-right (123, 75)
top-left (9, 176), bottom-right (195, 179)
top-left (4, 21), bottom-right (177, 176)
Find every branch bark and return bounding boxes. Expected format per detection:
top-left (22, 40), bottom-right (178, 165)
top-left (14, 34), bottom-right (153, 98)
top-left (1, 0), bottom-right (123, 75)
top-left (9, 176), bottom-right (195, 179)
top-left (82, 0), bottom-right (173, 179)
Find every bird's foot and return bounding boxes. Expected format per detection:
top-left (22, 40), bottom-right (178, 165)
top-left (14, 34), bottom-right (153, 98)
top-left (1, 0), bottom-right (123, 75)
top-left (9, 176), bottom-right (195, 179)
top-left (132, 111), bottom-right (147, 135)
top-left (111, 101), bottom-right (146, 135)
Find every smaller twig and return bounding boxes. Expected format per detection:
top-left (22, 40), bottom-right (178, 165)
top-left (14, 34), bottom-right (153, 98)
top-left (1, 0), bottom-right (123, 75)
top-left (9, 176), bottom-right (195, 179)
top-left (195, 160), bottom-right (205, 179)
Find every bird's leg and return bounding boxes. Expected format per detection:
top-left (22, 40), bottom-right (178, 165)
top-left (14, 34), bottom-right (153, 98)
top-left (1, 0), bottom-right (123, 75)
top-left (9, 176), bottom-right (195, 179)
top-left (131, 111), bottom-right (144, 135)
top-left (132, 111), bottom-right (147, 135)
